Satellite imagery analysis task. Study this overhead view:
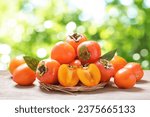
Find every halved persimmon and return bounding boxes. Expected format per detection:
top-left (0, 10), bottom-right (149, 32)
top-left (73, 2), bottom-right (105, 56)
top-left (77, 64), bottom-right (101, 87)
top-left (58, 64), bottom-right (79, 87)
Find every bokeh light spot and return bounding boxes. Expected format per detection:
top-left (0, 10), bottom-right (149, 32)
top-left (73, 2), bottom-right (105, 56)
top-left (133, 53), bottom-right (140, 60)
top-left (0, 44), bottom-right (11, 54)
top-left (43, 20), bottom-right (53, 29)
top-left (108, 7), bottom-right (120, 17)
top-left (143, 0), bottom-right (150, 8)
top-left (142, 60), bottom-right (149, 68)
top-left (77, 26), bottom-right (85, 33)
top-left (66, 21), bottom-right (76, 33)
top-left (36, 48), bottom-right (47, 58)
top-left (1, 55), bottom-right (10, 64)
top-left (127, 6), bottom-right (138, 19)
top-left (140, 49), bottom-right (148, 57)
top-left (119, 0), bottom-right (134, 6)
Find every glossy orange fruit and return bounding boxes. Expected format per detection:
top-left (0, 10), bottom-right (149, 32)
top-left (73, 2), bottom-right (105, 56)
top-left (77, 41), bottom-right (101, 64)
top-left (13, 63), bottom-right (36, 86)
top-left (124, 62), bottom-right (144, 81)
top-left (110, 55), bottom-right (127, 74)
top-left (114, 68), bottom-right (136, 89)
top-left (95, 59), bottom-right (114, 82)
top-left (36, 59), bottom-right (60, 84)
top-left (51, 41), bottom-right (76, 64)
top-left (9, 57), bottom-right (25, 74)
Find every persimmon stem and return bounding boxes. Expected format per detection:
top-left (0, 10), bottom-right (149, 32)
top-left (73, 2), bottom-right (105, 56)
top-left (69, 33), bottom-right (81, 42)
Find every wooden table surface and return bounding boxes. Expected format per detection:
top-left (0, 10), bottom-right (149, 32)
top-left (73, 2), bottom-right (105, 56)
top-left (0, 70), bottom-right (150, 100)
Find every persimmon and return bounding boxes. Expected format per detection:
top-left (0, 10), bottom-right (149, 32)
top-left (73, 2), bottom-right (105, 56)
top-left (77, 64), bottom-right (101, 87)
top-left (114, 68), bottom-right (136, 89)
top-left (95, 59), bottom-right (114, 82)
top-left (9, 57), bottom-right (25, 74)
top-left (77, 41), bottom-right (101, 64)
top-left (66, 33), bottom-right (87, 53)
top-left (51, 41), bottom-right (76, 64)
top-left (124, 62), bottom-right (144, 81)
top-left (36, 59), bottom-right (60, 84)
top-left (70, 59), bottom-right (81, 68)
top-left (13, 63), bottom-right (36, 86)
top-left (110, 55), bottom-right (127, 74)
top-left (58, 64), bottom-right (79, 87)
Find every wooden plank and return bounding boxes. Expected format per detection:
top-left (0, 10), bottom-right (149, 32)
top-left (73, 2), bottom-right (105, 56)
top-left (0, 70), bottom-right (150, 100)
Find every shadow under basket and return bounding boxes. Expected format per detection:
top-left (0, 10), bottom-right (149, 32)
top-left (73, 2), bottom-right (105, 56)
top-left (40, 82), bottom-right (108, 95)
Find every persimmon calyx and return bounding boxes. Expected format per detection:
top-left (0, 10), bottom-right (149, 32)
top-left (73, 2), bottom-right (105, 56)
top-left (78, 45), bottom-right (90, 61)
top-left (99, 59), bottom-right (113, 69)
top-left (69, 33), bottom-right (82, 42)
top-left (37, 61), bottom-right (47, 77)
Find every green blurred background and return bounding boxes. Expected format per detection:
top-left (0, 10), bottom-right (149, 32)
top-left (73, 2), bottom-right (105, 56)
top-left (0, 0), bottom-right (150, 70)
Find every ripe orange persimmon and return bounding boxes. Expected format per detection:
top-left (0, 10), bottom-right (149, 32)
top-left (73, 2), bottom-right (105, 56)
top-left (77, 41), bottom-right (101, 64)
top-left (110, 55), bottom-right (127, 74)
top-left (77, 64), bottom-right (101, 87)
top-left (124, 62), bottom-right (144, 81)
top-left (114, 68), bottom-right (136, 89)
top-left (66, 33), bottom-right (87, 53)
top-left (95, 59), bottom-right (114, 82)
top-left (51, 41), bottom-right (76, 64)
top-left (13, 63), bottom-right (36, 86)
top-left (9, 57), bottom-right (25, 74)
top-left (36, 59), bottom-right (60, 84)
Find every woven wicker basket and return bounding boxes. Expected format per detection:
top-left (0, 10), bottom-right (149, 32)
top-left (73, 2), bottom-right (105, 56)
top-left (40, 82), bottom-right (108, 95)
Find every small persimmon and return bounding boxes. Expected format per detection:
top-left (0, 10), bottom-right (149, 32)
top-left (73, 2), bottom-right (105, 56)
top-left (114, 68), bottom-right (136, 89)
top-left (69, 59), bottom-right (81, 68)
top-left (110, 55), bottom-right (127, 74)
top-left (9, 57), bottom-right (25, 74)
top-left (13, 63), bottom-right (36, 86)
top-left (124, 62), bottom-right (144, 81)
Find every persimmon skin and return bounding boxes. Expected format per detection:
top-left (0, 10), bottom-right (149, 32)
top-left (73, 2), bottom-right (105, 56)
top-left (9, 57), bottom-right (25, 74)
top-left (13, 64), bottom-right (36, 86)
top-left (36, 59), bottom-right (60, 84)
top-left (77, 41), bottom-right (101, 64)
top-left (66, 33), bottom-right (87, 53)
top-left (51, 41), bottom-right (76, 64)
top-left (110, 56), bottom-right (127, 74)
top-left (70, 59), bottom-right (81, 67)
top-left (124, 62), bottom-right (144, 81)
top-left (114, 68), bottom-right (136, 89)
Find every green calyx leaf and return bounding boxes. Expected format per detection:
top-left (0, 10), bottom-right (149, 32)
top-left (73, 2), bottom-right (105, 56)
top-left (101, 49), bottom-right (117, 61)
top-left (23, 56), bottom-right (40, 72)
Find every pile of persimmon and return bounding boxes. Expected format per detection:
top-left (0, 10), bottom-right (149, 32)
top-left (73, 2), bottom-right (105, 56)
top-left (9, 33), bottom-right (144, 89)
